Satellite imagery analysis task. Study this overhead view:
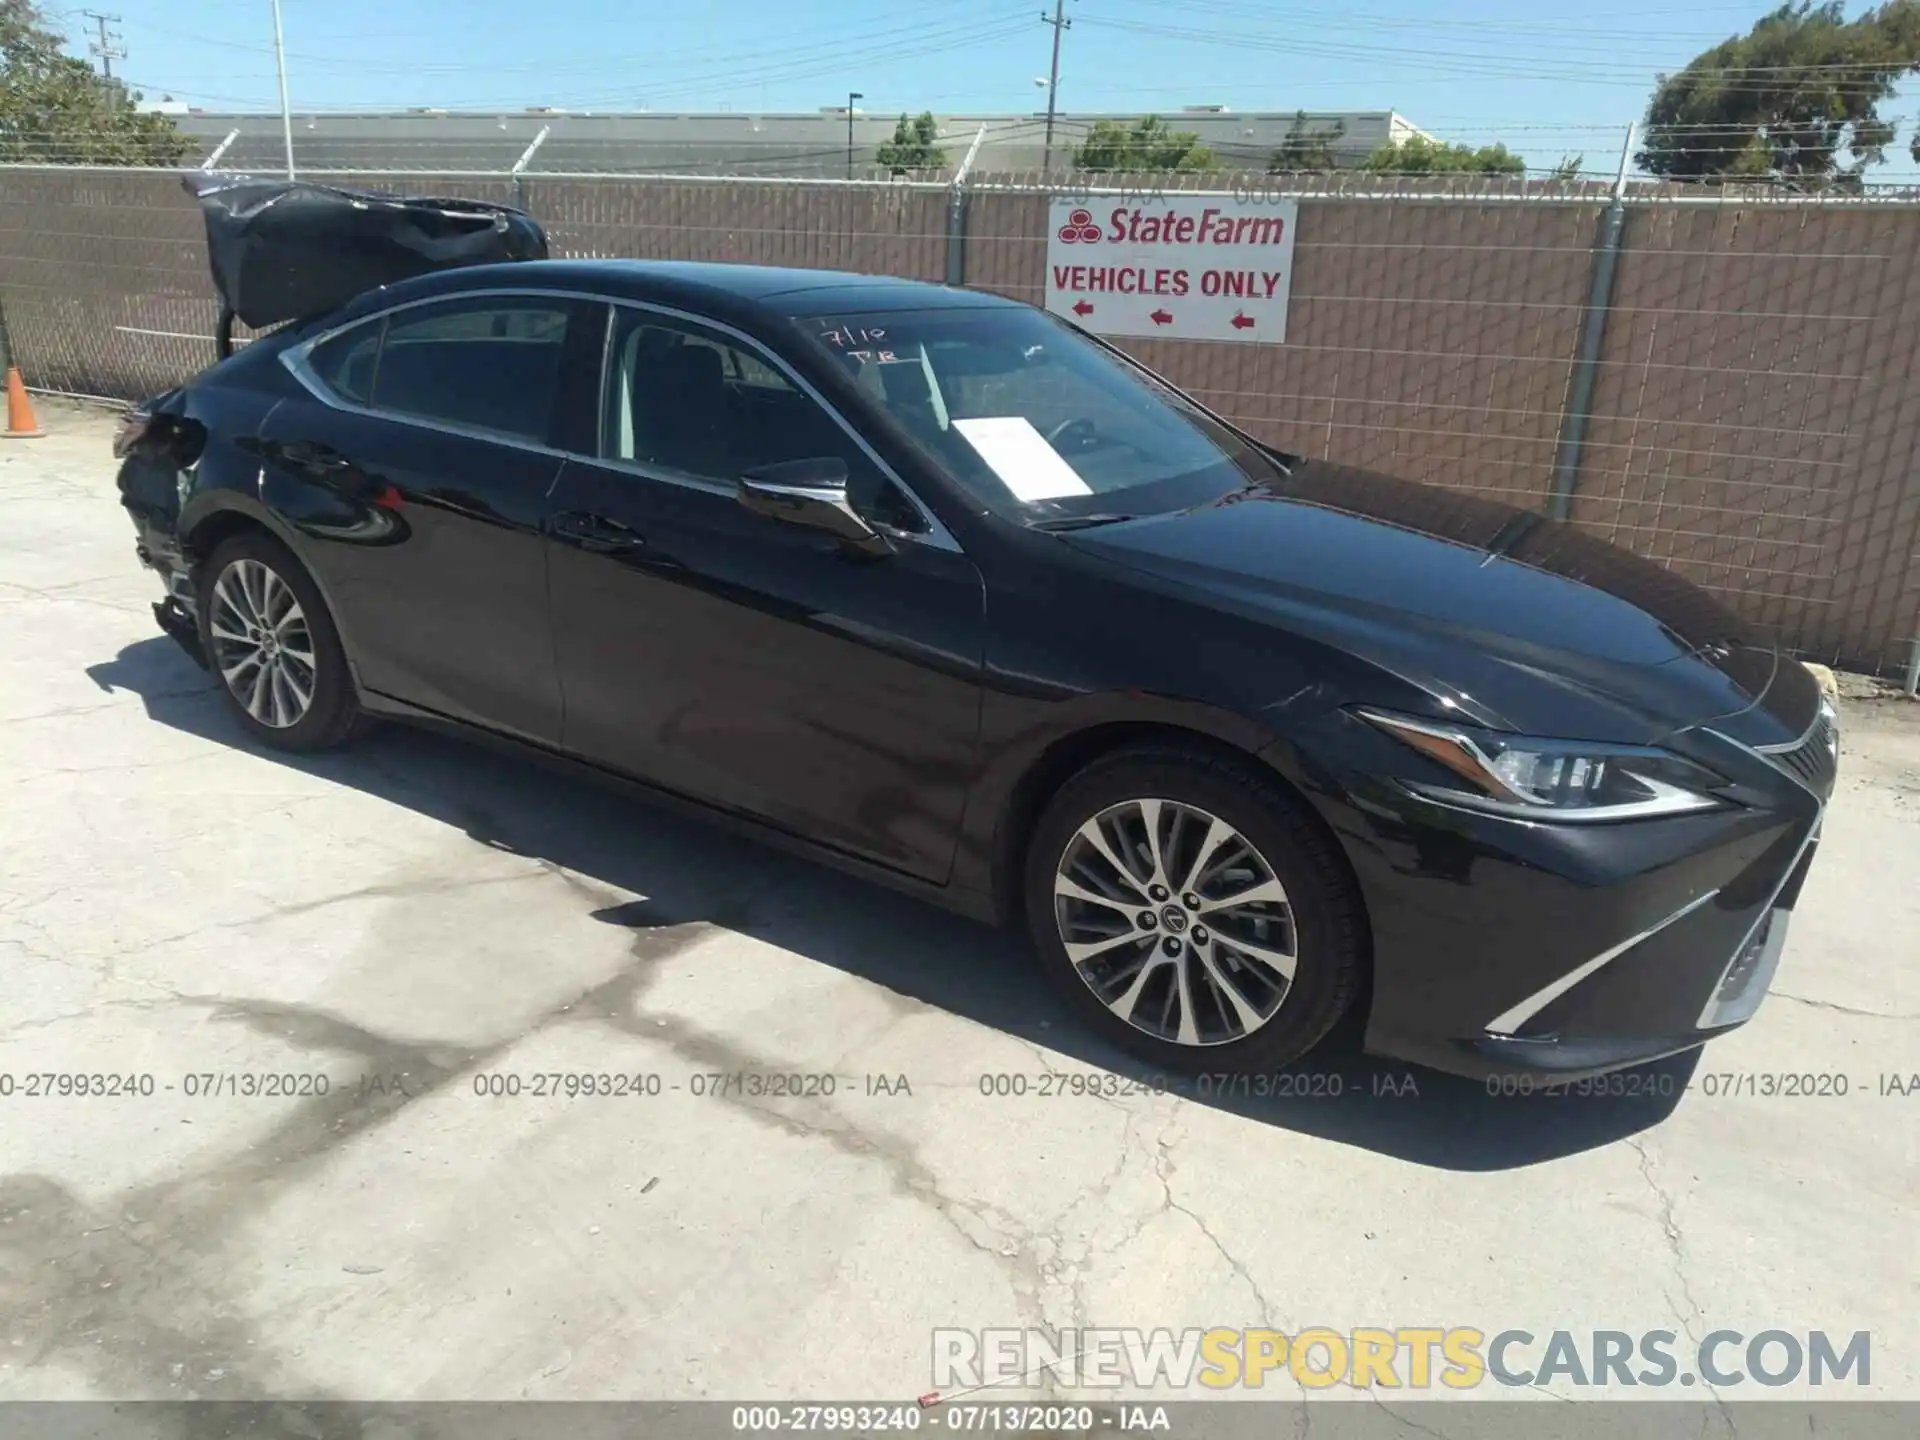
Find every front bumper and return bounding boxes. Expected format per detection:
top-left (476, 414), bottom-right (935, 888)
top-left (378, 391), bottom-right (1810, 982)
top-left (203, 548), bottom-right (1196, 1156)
top-left (1458, 841), bottom-right (1813, 1079)
top-left (1287, 706), bottom-right (1835, 1083)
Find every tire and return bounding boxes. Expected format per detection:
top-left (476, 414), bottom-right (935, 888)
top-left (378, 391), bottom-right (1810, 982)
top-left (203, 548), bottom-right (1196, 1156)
top-left (196, 530), bottom-right (365, 752)
top-left (1023, 744), bottom-right (1364, 1074)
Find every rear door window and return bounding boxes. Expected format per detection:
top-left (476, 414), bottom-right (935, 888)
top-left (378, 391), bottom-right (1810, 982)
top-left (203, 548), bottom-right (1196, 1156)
top-left (342, 297), bottom-right (574, 444)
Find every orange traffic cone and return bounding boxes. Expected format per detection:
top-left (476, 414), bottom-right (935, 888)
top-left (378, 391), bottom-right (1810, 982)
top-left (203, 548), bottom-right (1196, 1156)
top-left (5, 365), bottom-right (44, 438)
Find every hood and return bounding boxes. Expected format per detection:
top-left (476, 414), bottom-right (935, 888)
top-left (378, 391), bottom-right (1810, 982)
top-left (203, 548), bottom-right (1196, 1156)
top-left (1065, 460), bottom-right (1804, 741)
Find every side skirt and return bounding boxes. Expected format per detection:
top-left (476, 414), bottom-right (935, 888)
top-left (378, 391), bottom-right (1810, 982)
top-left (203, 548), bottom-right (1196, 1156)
top-left (357, 688), bottom-right (1003, 927)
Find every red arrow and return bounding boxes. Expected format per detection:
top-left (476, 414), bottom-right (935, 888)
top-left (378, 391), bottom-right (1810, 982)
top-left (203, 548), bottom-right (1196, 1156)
top-left (1072, 300), bottom-right (1093, 317)
top-left (1230, 311), bottom-right (1255, 330)
top-left (1150, 308), bottom-right (1173, 326)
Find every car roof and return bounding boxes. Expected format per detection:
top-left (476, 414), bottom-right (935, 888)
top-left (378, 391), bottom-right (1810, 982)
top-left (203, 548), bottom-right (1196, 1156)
top-left (367, 258), bottom-right (1022, 324)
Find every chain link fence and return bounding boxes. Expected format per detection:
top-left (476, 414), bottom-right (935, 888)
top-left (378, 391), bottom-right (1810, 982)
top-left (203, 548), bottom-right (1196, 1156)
top-left (1, 162), bottom-right (1915, 676)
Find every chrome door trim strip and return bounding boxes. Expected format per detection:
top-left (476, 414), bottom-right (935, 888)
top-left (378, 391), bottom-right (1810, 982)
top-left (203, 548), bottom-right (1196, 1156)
top-left (1483, 888), bottom-right (1722, 1038)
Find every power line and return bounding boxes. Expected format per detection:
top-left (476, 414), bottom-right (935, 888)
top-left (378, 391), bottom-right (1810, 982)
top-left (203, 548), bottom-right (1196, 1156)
top-left (119, 4), bottom-right (1035, 80)
top-left (1110, 0), bottom-right (1796, 46)
top-left (1083, 15), bottom-right (1920, 84)
top-left (117, 16), bottom-right (1036, 115)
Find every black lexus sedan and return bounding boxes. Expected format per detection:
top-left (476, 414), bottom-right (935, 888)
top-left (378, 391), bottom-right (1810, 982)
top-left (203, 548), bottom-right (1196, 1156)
top-left (114, 259), bottom-right (1838, 1082)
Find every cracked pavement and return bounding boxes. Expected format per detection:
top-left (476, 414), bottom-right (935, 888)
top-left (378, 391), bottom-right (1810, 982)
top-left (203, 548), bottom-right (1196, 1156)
top-left (2, 402), bottom-right (1916, 1411)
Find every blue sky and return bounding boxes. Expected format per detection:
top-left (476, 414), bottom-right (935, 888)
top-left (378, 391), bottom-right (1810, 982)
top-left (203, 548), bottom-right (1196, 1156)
top-left (52, 0), bottom-right (1920, 179)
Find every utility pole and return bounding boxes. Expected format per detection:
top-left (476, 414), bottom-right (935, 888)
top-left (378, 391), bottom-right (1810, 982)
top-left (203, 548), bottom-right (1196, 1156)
top-left (83, 11), bottom-right (125, 81)
top-left (847, 91), bottom-right (863, 179)
top-left (271, 0), bottom-right (296, 179)
top-left (1040, 0), bottom-right (1070, 174)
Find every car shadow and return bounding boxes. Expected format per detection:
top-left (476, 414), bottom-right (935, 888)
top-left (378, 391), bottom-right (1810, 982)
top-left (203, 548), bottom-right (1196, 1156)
top-left (85, 636), bottom-right (1697, 1172)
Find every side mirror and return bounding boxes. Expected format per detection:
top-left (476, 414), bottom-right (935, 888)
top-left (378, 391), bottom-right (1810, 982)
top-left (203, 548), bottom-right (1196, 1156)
top-left (738, 457), bottom-right (893, 558)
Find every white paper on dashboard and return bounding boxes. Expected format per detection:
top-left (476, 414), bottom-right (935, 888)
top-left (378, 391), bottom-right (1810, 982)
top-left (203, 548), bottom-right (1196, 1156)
top-left (952, 416), bottom-right (1093, 501)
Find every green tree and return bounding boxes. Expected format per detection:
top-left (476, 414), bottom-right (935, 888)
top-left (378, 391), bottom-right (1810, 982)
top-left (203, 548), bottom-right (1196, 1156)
top-left (1072, 114), bottom-right (1219, 172)
top-left (875, 111), bottom-right (944, 173)
top-left (1, 0), bottom-right (190, 164)
top-left (1638, 2), bottom-right (1920, 187)
top-left (1268, 110), bottom-right (1346, 173)
top-left (1359, 134), bottom-right (1526, 175)
top-left (1548, 153), bottom-right (1585, 181)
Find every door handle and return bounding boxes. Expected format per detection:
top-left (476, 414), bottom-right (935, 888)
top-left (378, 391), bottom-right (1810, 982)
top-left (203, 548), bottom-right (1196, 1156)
top-left (550, 510), bottom-right (647, 553)
top-left (278, 439), bottom-right (353, 473)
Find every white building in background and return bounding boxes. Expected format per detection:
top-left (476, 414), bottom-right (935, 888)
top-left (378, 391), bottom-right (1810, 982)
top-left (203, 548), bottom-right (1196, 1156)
top-left (164, 107), bottom-right (1434, 177)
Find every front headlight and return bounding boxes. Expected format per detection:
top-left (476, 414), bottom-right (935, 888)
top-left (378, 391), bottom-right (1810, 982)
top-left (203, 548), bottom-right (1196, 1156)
top-left (1357, 708), bottom-right (1731, 822)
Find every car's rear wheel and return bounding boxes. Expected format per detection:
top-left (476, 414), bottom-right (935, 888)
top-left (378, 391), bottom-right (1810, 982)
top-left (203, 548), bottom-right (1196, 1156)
top-left (1023, 745), bottom-right (1364, 1073)
top-left (197, 531), bottom-right (363, 752)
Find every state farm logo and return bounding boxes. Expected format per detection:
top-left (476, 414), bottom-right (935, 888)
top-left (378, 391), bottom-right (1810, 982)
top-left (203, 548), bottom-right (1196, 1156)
top-left (1056, 208), bottom-right (1102, 244)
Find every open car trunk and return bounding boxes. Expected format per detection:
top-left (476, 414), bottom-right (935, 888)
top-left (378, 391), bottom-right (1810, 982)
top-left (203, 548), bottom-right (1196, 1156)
top-left (182, 172), bottom-right (548, 356)
top-left (117, 178), bottom-right (549, 663)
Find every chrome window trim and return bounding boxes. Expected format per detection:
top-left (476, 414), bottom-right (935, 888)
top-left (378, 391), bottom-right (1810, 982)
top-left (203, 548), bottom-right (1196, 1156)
top-left (588, 454), bottom-right (742, 500)
top-left (279, 284), bottom-right (962, 555)
top-left (1483, 888), bottom-right (1722, 1038)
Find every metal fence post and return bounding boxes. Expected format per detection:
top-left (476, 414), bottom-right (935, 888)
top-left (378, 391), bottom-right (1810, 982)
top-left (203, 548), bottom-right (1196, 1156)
top-left (1547, 124), bottom-right (1636, 522)
top-left (510, 126), bottom-right (550, 214)
top-left (945, 186), bottom-right (968, 287)
top-left (946, 123), bottom-right (988, 288)
top-left (199, 129), bottom-right (239, 172)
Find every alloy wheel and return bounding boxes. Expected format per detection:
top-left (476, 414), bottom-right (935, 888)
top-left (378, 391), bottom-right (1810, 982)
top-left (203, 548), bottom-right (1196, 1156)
top-left (1053, 797), bottom-right (1298, 1047)
top-left (207, 558), bottom-right (317, 730)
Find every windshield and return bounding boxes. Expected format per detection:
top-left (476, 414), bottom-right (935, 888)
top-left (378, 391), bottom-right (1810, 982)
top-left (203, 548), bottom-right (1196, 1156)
top-left (797, 306), bottom-right (1284, 522)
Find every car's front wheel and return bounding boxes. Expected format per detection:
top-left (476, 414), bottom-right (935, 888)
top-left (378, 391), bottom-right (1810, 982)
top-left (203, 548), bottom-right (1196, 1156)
top-left (197, 530), bottom-right (363, 752)
top-left (1024, 746), bottom-right (1365, 1073)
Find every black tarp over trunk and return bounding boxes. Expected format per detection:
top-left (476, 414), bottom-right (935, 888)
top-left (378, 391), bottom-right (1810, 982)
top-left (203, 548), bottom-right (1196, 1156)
top-left (182, 173), bottom-right (548, 357)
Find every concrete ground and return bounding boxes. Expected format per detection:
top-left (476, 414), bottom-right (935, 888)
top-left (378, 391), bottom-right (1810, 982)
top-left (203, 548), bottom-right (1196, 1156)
top-left (2, 400), bottom-right (1916, 1415)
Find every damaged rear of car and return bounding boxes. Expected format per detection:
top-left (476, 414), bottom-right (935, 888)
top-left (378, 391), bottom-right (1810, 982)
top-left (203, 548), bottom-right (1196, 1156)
top-left (115, 174), bottom-right (547, 674)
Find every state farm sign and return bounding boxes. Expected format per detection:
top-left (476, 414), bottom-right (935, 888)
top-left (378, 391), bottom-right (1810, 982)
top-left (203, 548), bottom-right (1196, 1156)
top-left (1045, 195), bottom-right (1300, 343)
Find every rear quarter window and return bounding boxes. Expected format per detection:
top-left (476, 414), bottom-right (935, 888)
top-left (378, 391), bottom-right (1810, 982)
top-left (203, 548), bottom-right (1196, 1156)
top-left (306, 320), bottom-right (383, 405)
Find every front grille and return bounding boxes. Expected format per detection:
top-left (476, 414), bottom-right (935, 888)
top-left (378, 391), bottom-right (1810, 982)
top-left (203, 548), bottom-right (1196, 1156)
top-left (1763, 707), bottom-right (1839, 797)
